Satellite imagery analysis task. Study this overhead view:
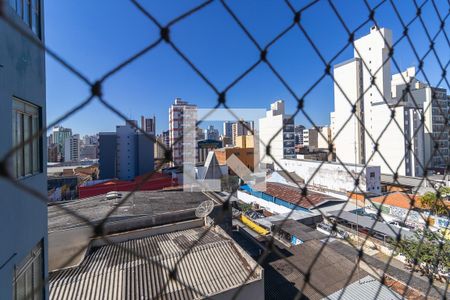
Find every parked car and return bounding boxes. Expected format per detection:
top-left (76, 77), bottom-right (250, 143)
top-left (388, 220), bottom-right (414, 231)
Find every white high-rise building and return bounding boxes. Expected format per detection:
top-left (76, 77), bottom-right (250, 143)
top-left (391, 68), bottom-right (449, 170)
top-left (64, 134), bottom-right (80, 162)
top-left (169, 98), bottom-right (197, 166)
top-left (333, 27), bottom-right (410, 175)
top-left (332, 26), bottom-right (448, 176)
top-left (259, 100), bottom-right (295, 166)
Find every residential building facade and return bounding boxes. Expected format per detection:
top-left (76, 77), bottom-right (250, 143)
top-left (140, 115), bottom-right (156, 135)
top-left (63, 134), bottom-right (80, 162)
top-left (169, 98), bottom-right (197, 166)
top-left (259, 100), bottom-right (295, 166)
top-left (223, 121), bottom-right (233, 138)
top-left (294, 125), bottom-right (305, 146)
top-left (98, 121), bottom-right (155, 180)
top-left (204, 125), bottom-right (220, 141)
top-left (331, 26), bottom-right (437, 176)
top-left (1, 1), bottom-right (48, 299)
top-left (231, 121), bottom-right (251, 146)
top-left (51, 125), bottom-right (72, 161)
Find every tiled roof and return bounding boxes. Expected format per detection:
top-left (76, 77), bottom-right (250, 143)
top-left (369, 192), bottom-right (422, 209)
top-left (253, 182), bottom-right (341, 209)
top-left (50, 227), bottom-right (261, 300)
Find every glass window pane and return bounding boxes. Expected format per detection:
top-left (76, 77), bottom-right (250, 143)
top-left (16, 273), bottom-right (26, 300)
top-left (12, 111), bottom-right (17, 178)
top-left (17, 0), bottom-right (23, 18)
top-left (32, 115), bottom-right (39, 173)
top-left (23, 0), bottom-right (30, 26)
top-left (33, 251), bottom-right (43, 300)
top-left (17, 113), bottom-right (24, 177)
top-left (8, 0), bottom-right (17, 10)
top-left (25, 267), bottom-right (33, 299)
top-left (31, 0), bottom-right (40, 37)
top-left (24, 115), bottom-right (31, 175)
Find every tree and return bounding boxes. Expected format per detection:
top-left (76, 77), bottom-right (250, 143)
top-left (392, 229), bottom-right (449, 280)
top-left (420, 187), bottom-right (450, 217)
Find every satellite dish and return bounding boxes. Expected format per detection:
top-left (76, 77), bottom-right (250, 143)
top-left (195, 200), bottom-right (215, 224)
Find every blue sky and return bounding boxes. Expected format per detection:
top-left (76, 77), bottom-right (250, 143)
top-left (45, 0), bottom-right (448, 136)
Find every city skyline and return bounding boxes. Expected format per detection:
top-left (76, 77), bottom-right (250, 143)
top-left (44, 1), bottom-right (448, 136)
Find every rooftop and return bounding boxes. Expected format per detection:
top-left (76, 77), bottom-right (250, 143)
top-left (48, 190), bottom-right (220, 232)
top-left (49, 226), bottom-right (262, 299)
top-left (272, 219), bottom-right (327, 242)
top-left (251, 182), bottom-right (344, 210)
top-left (327, 275), bottom-right (401, 300)
top-left (369, 192), bottom-right (423, 210)
top-left (269, 240), bottom-right (369, 300)
top-left (329, 210), bottom-right (414, 239)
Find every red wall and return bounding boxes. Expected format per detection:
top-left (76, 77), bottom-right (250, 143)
top-left (79, 173), bottom-right (177, 199)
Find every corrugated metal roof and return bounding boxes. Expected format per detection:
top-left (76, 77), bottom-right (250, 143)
top-left (326, 275), bottom-right (402, 300)
top-left (329, 210), bottom-right (414, 239)
top-left (49, 227), bottom-right (261, 299)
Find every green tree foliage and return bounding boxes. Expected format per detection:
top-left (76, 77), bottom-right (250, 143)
top-left (393, 229), bottom-right (449, 278)
top-left (420, 187), bottom-right (450, 217)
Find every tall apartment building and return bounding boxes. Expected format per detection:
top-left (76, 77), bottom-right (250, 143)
top-left (332, 26), bottom-right (434, 176)
top-left (1, 1), bottom-right (47, 299)
top-left (80, 134), bottom-right (98, 160)
top-left (223, 121), bottom-right (233, 138)
top-left (64, 134), bottom-right (80, 162)
top-left (162, 130), bottom-right (170, 148)
top-left (141, 115), bottom-right (156, 135)
top-left (391, 68), bottom-right (449, 170)
top-left (303, 128), bottom-right (318, 149)
top-left (82, 134), bottom-right (98, 146)
top-left (259, 100), bottom-right (296, 165)
top-left (52, 125), bottom-right (72, 145)
top-left (204, 125), bottom-right (220, 141)
top-left (294, 125), bottom-right (305, 145)
top-left (231, 121), bottom-right (251, 146)
top-left (51, 125), bottom-right (72, 159)
top-left (99, 121), bottom-right (155, 180)
top-left (169, 98), bottom-right (197, 166)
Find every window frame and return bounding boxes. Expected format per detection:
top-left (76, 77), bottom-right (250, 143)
top-left (12, 241), bottom-right (44, 300)
top-left (7, 0), bottom-right (41, 38)
top-left (12, 98), bottom-right (42, 179)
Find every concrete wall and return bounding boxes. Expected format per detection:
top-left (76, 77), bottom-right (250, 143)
top-left (259, 113), bottom-right (284, 165)
top-left (276, 159), bottom-right (381, 195)
top-left (0, 3), bottom-right (48, 299)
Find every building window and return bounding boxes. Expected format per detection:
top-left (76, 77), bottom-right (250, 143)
top-left (8, 0), bottom-right (41, 38)
top-left (13, 241), bottom-right (44, 300)
top-left (12, 98), bottom-right (41, 178)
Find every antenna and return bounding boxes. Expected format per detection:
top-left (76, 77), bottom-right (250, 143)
top-left (195, 200), bottom-right (215, 225)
